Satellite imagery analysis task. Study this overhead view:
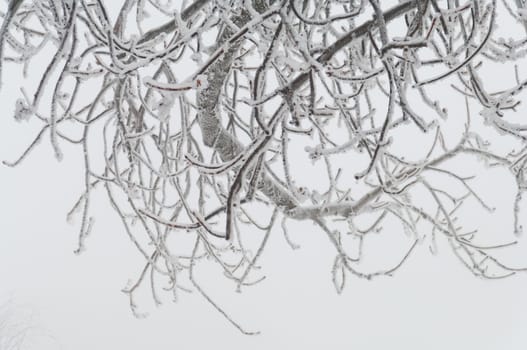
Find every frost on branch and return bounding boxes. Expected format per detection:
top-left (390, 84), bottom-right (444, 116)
top-left (3, 0), bottom-right (527, 333)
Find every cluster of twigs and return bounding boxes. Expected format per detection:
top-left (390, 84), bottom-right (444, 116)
top-left (3, 0), bottom-right (527, 333)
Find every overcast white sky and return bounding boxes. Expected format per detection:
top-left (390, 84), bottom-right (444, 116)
top-left (2, 1), bottom-right (527, 349)
top-left (2, 154), bottom-right (527, 350)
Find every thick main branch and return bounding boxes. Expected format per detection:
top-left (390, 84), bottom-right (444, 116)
top-left (195, 1), bottom-right (419, 216)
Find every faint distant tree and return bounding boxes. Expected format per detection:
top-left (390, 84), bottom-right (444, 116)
top-left (2, 0), bottom-right (527, 333)
top-left (0, 302), bottom-right (30, 350)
